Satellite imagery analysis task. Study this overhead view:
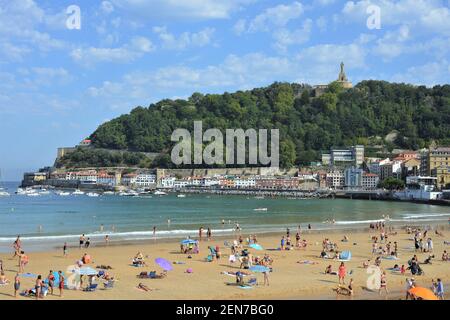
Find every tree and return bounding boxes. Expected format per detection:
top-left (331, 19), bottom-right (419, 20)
top-left (378, 177), bottom-right (405, 190)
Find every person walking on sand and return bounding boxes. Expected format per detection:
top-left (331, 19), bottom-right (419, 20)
top-left (207, 228), bottom-right (212, 241)
top-left (12, 235), bottom-right (21, 258)
top-left (436, 278), bottom-right (444, 300)
top-left (105, 235), bottom-right (109, 245)
top-left (63, 242), bottom-right (68, 257)
top-left (153, 226), bottom-right (156, 238)
top-left (79, 234), bottom-right (85, 249)
top-left (199, 226), bottom-right (204, 241)
top-left (14, 273), bottom-right (20, 298)
top-left (338, 262), bottom-right (346, 285)
top-left (58, 271), bottom-right (64, 297)
top-left (18, 251), bottom-right (28, 273)
top-left (379, 271), bottom-right (388, 296)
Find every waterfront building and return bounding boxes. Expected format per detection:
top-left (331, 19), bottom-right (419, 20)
top-left (362, 173), bottom-right (379, 190)
top-left (22, 172), bottom-right (48, 185)
top-left (201, 177), bottom-right (219, 187)
top-left (174, 179), bottom-right (190, 189)
top-left (379, 160), bottom-right (403, 181)
top-left (395, 176), bottom-right (442, 200)
top-left (135, 173), bottom-right (156, 187)
top-left (234, 177), bottom-right (256, 189)
top-left (160, 176), bottom-right (176, 188)
top-left (401, 158), bottom-right (421, 179)
top-left (321, 145), bottom-right (364, 167)
top-left (255, 177), bottom-right (300, 190)
top-left (121, 173), bottom-right (137, 186)
top-left (433, 166), bottom-right (450, 189)
top-left (97, 171), bottom-right (117, 186)
top-left (326, 170), bottom-right (345, 189)
top-left (344, 167), bottom-right (363, 189)
top-left (368, 158), bottom-right (390, 176)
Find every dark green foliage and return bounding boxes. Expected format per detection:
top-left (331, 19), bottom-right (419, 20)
top-left (57, 147), bottom-right (145, 168)
top-left (378, 177), bottom-right (405, 190)
top-left (85, 81), bottom-right (450, 168)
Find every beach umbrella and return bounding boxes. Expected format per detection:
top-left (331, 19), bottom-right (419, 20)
top-left (155, 258), bottom-right (173, 271)
top-left (249, 243), bottom-right (264, 251)
top-left (75, 267), bottom-right (98, 276)
top-left (408, 287), bottom-right (438, 300)
top-left (181, 239), bottom-right (197, 245)
top-left (21, 273), bottom-right (37, 278)
top-left (249, 265), bottom-right (270, 273)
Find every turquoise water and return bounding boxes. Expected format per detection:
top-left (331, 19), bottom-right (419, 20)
top-left (0, 182), bottom-right (449, 252)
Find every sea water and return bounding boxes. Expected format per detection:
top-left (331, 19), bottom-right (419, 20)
top-left (0, 182), bottom-right (449, 252)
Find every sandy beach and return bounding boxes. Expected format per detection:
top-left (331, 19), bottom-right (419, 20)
top-left (1, 224), bottom-right (449, 300)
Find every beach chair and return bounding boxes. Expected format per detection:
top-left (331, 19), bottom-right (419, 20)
top-left (247, 278), bottom-right (258, 286)
top-left (83, 283), bottom-right (98, 292)
top-left (103, 280), bottom-right (115, 289)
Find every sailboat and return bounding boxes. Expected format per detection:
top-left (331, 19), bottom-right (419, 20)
top-left (0, 169), bottom-right (10, 196)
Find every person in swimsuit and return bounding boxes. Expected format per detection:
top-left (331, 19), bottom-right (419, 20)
top-left (14, 273), bottom-right (20, 298)
top-left (47, 270), bottom-right (55, 295)
top-left (35, 275), bottom-right (42, 300)
top-left (379, 271), bottom-right (388, 296)
top-left (79, 234), bottom-right (85, 249)
top-left (63, 242), bottom-right (68, 256)
top-left (58, 271), bottom-right (64, 297)
top-left (19, 251), bottom-right (28, 273)
top-left (338, 262), bottom-right (346, 285)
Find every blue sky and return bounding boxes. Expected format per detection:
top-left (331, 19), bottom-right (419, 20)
top-left (1, 0), bottom-right (450, 180)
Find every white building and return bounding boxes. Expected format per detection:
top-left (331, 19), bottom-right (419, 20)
top-left (395, 176), bottom-right (442, 200)
top-left (174, 179), bottom-right (190, 189)
top-left (135, 174), bottom-right (156, 187)
top-left (160, 177), bottom-right (176, 188)
top-left (362, 173), bottom-right (379, 190)
top-left (234, 177), bottom-right (256, 189)
top-left (326, 171), bottom-right (345, 189)
top-left (201, 177), bottom-right (219, 187)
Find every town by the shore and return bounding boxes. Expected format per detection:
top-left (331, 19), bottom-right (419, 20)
top-left (1, 223), bottom-right (448, 300)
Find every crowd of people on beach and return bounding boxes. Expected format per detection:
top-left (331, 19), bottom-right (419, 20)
top-left (1, 217), bottom-right (448, 300)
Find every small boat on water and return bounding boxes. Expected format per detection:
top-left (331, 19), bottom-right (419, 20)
top-left (177, 194), bottom-right (186, 198)
top-left (254, 196), bottom-right (265, 199)
top-left (56, 191), bottom-right (71, 196)
top-left (73, 189), bottom-right (85, 195)
top-left (86, 192), bottom-right (100, 197)
top-left (119, 190), bottom-right (139, 197)
top-left (154, 190), bottom-right (168, 196)
top-left (103, 191), bottom-right (115, 195)
top-left (0, 190), bottom-right (10, 196)
top-left (253, 208), bottom-right (268, 211)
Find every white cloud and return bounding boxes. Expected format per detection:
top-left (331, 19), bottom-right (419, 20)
top-left (391, 60), bottom-right (450, 86)
top-left (373, 25), bottom-right (410, 60)
top-left (272, 19), bottom-right (312, 52)
top-left (71, 36), bottom-right (154, 65)
top-left (110, 0), bottom-right (253, 20)
top-left (100, 1), bottom-right (115, 14)
top-left (247, 2), bottom-right (304, 32)
top-left (153, 27), bottom-right (215, 50)
top-left (233, 19), bottom-right (247, 35)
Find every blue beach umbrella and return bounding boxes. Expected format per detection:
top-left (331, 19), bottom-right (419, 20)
top-left (181, 239), bottom-right (197, 245)
top-left (249, 243), bottom-right (264, 251)
top-left (249, 265), bottom-right (270, 273)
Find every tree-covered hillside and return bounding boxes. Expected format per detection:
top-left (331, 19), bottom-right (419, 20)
top-left (82, 80), bottom-right (450, 168)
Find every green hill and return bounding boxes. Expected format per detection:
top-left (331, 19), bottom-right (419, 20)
top-left (59, 80), bottom-right (450, 168)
